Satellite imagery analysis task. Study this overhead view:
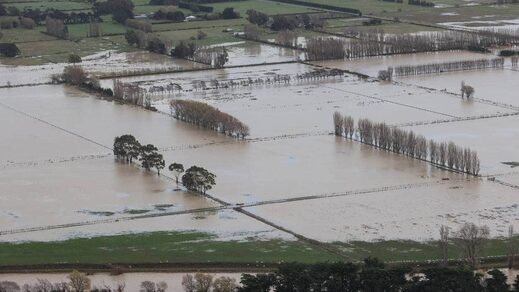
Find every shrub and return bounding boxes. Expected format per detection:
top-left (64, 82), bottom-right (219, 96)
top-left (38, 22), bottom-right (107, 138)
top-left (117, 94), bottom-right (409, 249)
top-left (0, 43), bottom-right (20, 57)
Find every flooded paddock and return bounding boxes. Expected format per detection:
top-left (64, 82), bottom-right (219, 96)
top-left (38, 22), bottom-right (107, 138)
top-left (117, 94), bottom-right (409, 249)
top-left (0, 157), bottom-right (219, 232)
top-left (244, 179), bottom-right (519, 242)
top-left (1, 49), bottom-right (518, 249)
top-left (400, 68), bottom-right (519, 108)
top-left (310, 50), bottom-right (498, 77)
top-left (161, 135), bottom-right (462, 204)
top-left (0, 51), bottom-right (205, 87)
top-left (0, 209), bottom-right (292, 242)
top-left (0, 85), bottom-right (228, 165)
top-left (408, 115), bottom-right (519, 175)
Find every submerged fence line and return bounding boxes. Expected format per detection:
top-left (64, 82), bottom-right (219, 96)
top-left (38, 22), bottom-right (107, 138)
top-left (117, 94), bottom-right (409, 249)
top-left (392, 58), bottom-right (505, 77)
top-left (333, 112), bottom-right (480, 175)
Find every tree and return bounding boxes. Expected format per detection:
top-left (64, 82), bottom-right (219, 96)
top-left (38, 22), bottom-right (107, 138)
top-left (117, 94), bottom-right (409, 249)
top-left (0, 43), bottom-right (20, 57)
top-left (484, 269), bottom-right (509, 292)
top-left (68, 270), bottom-right (91, 292)
top-left (68, 54), bottom-right (82, 64)
top-left (439, 225), bottom-right (450, 267)
top-left (182, 274), bottom-right (195, 292)
top-left (194, 273), bottom-right (213, 292)
top-left (139, 144), bottom-right (164, 174)
top-left (508, 225), bottom-right (516, 269)
top-left (61, 65), bottom-right (88, 85)
top-left (333, 111), bottom-right (343, 136)
top-left (0, 281), bottom-right (20, 292)
top-left (125, 29), bottom-right (139, 46)
top-left (456, 223), bottom-right (489, 268)
top-left (168, 163), bottom-right (184, 190)
top-left (246, 9), bottom-right (268, 26)
top-left (113, 9), bottom-right (133, 24)
top-left (212, 276), bottom-right (237, 292)
top-left (182, 166), bottom-right (216, 194)
top-left (113, 134), bottom-right (141, 163)
top-left (197, 30), bottom-right (207, 40)
top-left (171, 41), bottom-right (196, 59)
top-left (513, 274), bottom-right (519, 292)
top-left (238, 274), bottom-right (275, 292)
top-left (140, 281), bottom-right (167, 292)
top-left (271, 15), bottom-right (297, 31)
top-left (221, 7), bottom-right (239, 19)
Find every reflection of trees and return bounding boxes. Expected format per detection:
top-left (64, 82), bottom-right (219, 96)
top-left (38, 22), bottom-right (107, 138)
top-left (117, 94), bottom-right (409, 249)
top-left (244, 43), bottom-right (261, 57)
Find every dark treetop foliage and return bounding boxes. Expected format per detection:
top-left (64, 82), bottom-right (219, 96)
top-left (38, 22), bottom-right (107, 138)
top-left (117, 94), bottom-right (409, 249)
top-left (181, 165), bottom-right (216, 194)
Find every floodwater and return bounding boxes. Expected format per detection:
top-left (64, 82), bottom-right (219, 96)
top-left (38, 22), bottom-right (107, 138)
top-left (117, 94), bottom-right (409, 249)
top-left (99, 62), bottom-right (312, 90)
top-left (409, 115), bottom-right (519, 175)
top-left (150, 73), bottom-right (509, 138)
top-left (1, 52), bottom-right (517, 246)
top-left (311, 50), bottom-right (498, 77)
top-left (0, 272), bottom-right (242, 292)
top-left (401, 68), bottom-right (519, 108)
top-left (244, 179), bottom-right (519, 241)
top-left (1, 209), bottom-right (292, 242)
top-left (0, 51), bottom-right (204, 87)
top-left (223, 41), bottom-right (301, 66)
top-left (0, 85), bottom-right (229, 165)
top-left (0, 157), bottom-right (218, 232)
top-left (161, 135), bottom-right (463, 204)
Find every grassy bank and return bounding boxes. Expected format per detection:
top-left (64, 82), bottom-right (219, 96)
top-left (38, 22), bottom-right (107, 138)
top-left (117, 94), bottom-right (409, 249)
top-left (336, 236), bottom-right (519, 263)
top-left (1, 231), bottom-right (517, 266)
top-left (0, 231), bottom-right (338, 266)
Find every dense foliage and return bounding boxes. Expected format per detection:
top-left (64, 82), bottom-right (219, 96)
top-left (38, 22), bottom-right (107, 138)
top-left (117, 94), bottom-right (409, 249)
top-left (170, 99), bottom-right (249, 138)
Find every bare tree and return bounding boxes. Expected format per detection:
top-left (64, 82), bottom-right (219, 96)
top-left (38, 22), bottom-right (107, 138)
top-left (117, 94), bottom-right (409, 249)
top-left (439, 225), bottom-right (450, 267)
top-left (333, 111), bottom-right (344, 136)
top-left (212, 277), bottom-right (237, 292)
top-left (194, 273), bottom-right (213, 292)
top-left (68, 270), bottom-right (91, 292)
top-left (508, 225), bottom-right (516, 269)
top-left (456, 223), bottom-right (490, 268)
top-left (182, 274), bottom-right (195, 292)
top-left (461, 81), bottom-right (475, 99)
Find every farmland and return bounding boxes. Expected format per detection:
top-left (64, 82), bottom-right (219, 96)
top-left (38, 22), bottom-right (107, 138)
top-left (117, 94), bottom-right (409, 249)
top-left (1, 0), bottom-right (519, 289)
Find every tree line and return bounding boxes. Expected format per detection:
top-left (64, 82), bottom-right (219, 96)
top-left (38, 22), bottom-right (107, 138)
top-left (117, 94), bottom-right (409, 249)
top-left (5, 259), bottom-right (519, 291)
top-left (146, 69), bottom-right (343, 98)
top-left (113, 134), bottom-right (216, 193)
top-left (391, 58), bottom-right (505, 77)
top-left (170, 99), bottom-right (249, 138)
top-left (341, 30), bottom-right (519, 59)
top-left (305, 37), bottom-right (346, 60)
top-left (113, 79), bottom-right (154, 109)
top-left (333, 112), bottom-right (481, 175)
top-left (45, 16), bottom-right (69, 39)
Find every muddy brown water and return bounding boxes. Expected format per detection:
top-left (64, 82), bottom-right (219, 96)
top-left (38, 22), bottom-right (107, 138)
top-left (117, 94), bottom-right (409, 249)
top-left (245, 179), bottom-right (519, 241)
top-left (1, 56), bottom-right (517, 245)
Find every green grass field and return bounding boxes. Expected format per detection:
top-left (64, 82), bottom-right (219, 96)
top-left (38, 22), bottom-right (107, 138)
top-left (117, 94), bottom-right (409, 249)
top-left (209, 0), bottom-right (317, 15)
top-left (1, 231), bottom-right (516, 266)
top-left (156, 25), bottom-right (243, 46)
top-left (336, 236), bottom-right (519, 262)
top-left (4, 35), bottom-right (132, 65)
top-left (3, 0), bottom-right (91, 11)
top-left (0, 231), bottom-right (339, 265)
